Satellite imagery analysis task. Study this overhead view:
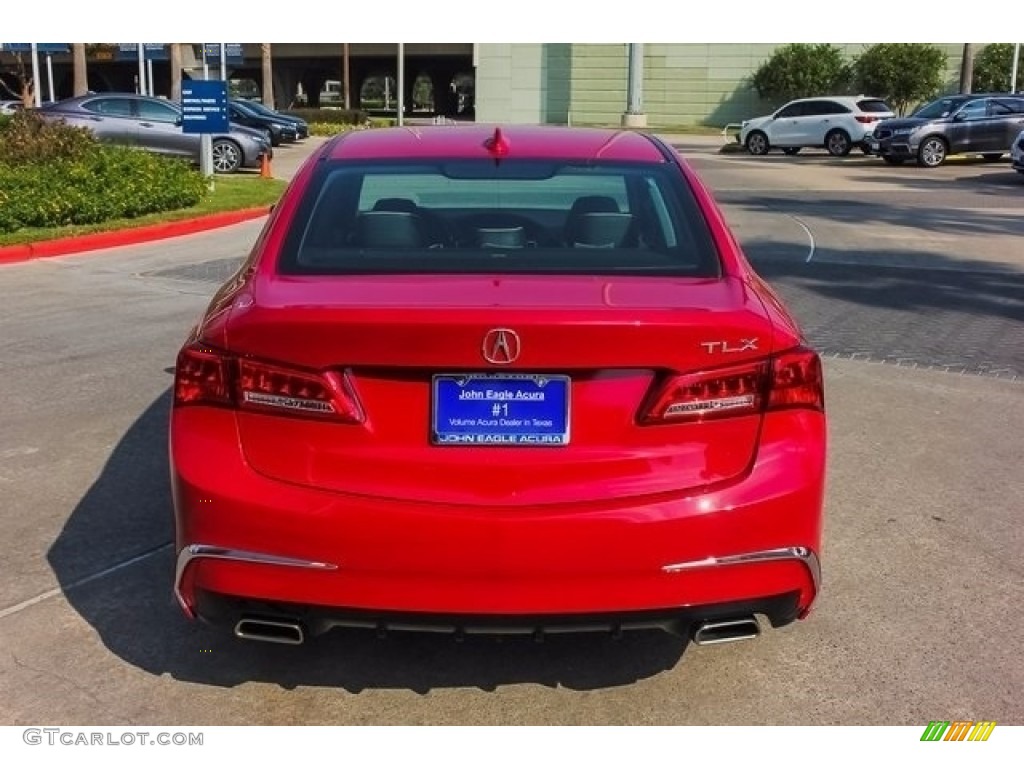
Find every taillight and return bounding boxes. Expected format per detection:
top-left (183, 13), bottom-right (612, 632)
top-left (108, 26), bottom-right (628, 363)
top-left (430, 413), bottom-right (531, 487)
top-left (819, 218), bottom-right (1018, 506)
top-left (767, 347), bottom-right (824, 411)
top-left (855, 115), bottom-right (878, 124)
top-left (175, 346), bottom-right (232, 405)
top-left (173, 343), bottom-right (362, 423)
top-left (640, 347), bottom-right (823, 424)
top-left (237, 359), bottom-right (362, 422)
top-left (640, 361), bottom-right (766, 424)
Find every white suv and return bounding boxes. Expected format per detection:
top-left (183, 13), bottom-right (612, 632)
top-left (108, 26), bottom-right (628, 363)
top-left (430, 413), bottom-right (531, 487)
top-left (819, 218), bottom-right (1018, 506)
top-left (739, 96), bottom-right (895, 157)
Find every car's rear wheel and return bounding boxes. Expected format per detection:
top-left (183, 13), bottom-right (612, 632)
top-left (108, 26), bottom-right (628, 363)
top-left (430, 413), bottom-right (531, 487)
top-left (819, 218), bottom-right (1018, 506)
top-left (982, 153), bottom-right (1003, 161)
top-left (212, 139), bottom-right (243, 174)
top-left (917, 136), bottom-right (948, 168)
top-left (782, 147), bottom-right (801, 156)
top-left (825, 129), bottom-right (852, 157)
top-left (882, 156), bottom-right (905, 166)
top-left (745, 131), bottom-right (769, 156)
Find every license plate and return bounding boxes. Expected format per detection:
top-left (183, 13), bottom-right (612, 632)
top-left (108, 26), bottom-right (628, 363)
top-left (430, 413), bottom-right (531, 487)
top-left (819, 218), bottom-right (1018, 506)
top-left (432, 374), bottom-right (570, 446)
top-left (868, 140), bottom-right (879, 151)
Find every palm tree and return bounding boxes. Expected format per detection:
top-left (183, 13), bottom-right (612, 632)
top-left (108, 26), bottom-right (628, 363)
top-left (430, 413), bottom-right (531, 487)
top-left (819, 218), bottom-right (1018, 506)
top-left (261, 43), bottom-right (274, 107)
top-left (170, 44), bottom-right (182, 102)
top-left (72, 43), bottom-right (88, 96)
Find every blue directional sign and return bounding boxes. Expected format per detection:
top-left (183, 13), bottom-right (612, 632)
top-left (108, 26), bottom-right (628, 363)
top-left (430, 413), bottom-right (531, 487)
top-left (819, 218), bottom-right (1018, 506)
top-left (1, 43), bottom-right (69, 54)
top-left (202, 43), bottom-right (244, 64)
top-left (181, 81), bottom-right (229, 134)
top-left (115, 43), bottom-right (168, 61)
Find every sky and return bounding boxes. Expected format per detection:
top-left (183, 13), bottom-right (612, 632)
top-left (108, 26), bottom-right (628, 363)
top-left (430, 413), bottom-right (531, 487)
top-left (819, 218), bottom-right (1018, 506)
top-left (4, 1), bottom-right (1019, 44)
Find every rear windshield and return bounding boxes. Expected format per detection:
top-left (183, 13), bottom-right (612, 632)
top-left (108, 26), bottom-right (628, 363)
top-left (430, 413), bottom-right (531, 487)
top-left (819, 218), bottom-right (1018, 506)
top-left (856, 99), bottom-right (892, 113)
top-left (276, 159), bottom-right (721, 277)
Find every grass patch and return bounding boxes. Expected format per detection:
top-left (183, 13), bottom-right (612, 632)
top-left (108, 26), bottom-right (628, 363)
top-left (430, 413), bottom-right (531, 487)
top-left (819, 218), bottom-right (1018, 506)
top-left (0, 175), bottom-right (287, 247)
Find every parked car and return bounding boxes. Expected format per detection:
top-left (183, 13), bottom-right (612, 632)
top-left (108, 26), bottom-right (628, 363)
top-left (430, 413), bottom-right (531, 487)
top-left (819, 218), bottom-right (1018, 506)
top-left (867, 94), bottom-right (1024, 167)
top-left (227, 100), bottom-right (298, 146)
top-left (739, 95), bottom-right (894, 157)
top-left (38, 93), bottom-right (271, 173)
top-left (170, 125), bottom-right (827, 647)
top-left (238, 99), bottom-right (309, 139)
top-left (1012, 128), bottom-right (1024, 175)
top-left (0, 100), bottom-right (24, 115)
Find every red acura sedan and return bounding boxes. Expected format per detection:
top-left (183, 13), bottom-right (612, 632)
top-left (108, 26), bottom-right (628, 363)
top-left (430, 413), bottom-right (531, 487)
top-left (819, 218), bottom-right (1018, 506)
top-left (171, 125), bottom-right (826, 647)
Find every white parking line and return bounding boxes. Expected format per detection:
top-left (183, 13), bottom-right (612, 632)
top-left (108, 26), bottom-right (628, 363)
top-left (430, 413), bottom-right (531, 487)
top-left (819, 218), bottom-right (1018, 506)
top-left (788, 215), bottom-right (816, 263)
top-left (0, 542), bottom-right (171, 620)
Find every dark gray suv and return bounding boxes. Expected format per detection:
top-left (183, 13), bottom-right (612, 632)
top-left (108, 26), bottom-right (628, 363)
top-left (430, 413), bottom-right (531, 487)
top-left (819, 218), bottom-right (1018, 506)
top-left (867, 94), bottom-right (1024, 167)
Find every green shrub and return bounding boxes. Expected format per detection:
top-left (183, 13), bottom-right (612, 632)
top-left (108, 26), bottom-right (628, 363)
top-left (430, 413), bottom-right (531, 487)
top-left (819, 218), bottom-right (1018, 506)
top-left (282, 108), bottom-right (369, 125)
top-left (307, 118), bottom-right (395, 136)
top-left (972, 43), bottom-right (1024, 93)
top-left (0, 145), bottom-right (208, 234)
top-left (0, 110), bottom-right (97, 166)
top-left (751, 44), bottom-right (852, 103)
top-left (853, 44), bottom-right (947, 115)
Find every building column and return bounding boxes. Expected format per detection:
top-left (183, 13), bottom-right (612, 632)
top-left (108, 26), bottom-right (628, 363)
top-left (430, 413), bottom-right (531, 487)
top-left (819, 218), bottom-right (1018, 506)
top-left (621, 43), bottom-right (646, 128)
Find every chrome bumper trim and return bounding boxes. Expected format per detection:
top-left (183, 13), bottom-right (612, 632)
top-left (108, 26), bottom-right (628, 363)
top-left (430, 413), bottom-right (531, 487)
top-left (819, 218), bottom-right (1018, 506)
top-left (174, 544), bottom-right (338, 619)
top-left (662, 546), bottom-right (821, 593)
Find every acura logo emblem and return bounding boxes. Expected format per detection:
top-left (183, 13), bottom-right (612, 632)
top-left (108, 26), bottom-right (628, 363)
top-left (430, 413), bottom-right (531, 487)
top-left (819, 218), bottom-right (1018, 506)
top-left (482, 328), bottom-right (521, 365)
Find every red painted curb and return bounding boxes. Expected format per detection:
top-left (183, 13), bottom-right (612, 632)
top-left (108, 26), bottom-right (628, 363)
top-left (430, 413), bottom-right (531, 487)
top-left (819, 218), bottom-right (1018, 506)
top-left (0, 206), bottom-right (272, 266)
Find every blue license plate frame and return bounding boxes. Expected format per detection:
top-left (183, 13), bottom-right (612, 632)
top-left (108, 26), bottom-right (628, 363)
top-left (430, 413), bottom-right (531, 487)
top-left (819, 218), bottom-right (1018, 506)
top-left (431, 373), bottom-right (571, 447)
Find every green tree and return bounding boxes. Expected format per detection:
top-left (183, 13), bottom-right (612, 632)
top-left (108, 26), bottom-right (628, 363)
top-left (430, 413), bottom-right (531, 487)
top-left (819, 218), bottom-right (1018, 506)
top-left (751, 43), bottom-right (851, 103)
top-left (853, 44), bottom-right (947, 115)
top-left (971, 43), bottom-right (1024, 93)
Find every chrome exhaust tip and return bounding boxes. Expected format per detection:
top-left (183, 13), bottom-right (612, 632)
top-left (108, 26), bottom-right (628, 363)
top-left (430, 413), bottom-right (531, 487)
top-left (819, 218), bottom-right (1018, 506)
top-left (693, 617), bottom-right (761, 646)
top-left (234, 618), bottom-right (305, 645)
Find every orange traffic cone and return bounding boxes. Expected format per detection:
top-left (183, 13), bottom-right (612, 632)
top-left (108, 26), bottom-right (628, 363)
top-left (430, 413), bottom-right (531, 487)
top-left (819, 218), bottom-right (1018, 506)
top-left (260, 152), bottom-right (272, 179)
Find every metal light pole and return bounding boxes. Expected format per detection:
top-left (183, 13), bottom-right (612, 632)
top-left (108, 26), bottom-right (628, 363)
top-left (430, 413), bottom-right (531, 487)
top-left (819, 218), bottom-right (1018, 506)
top-left (45, 52), bottom-right (55, 102)
top-left (397, 43), bottom-right (405, 126)
top-left (202, 45), bottom-right (209, 80)
top-left (1012, 43), bottom-right (1021, 94)
top-left (30, 43), bottom-right (42, 106)
top-left (137, 43), bottom-right (146, 95)
top-left (220, 44), bottom-right (227, 82)
top-left (343, 43), bottom-right (351, 110)
top-left (621, 43), bottom-right (646, 128)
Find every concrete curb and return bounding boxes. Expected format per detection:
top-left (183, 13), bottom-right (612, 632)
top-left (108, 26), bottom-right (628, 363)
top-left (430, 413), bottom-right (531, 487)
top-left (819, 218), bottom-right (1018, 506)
top-left (0, 206), bottom-right (272, 266)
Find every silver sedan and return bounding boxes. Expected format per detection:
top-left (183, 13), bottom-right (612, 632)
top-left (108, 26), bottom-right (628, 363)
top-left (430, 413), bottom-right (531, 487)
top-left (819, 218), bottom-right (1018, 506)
top-left (38, 93), bottom-right (271, 173)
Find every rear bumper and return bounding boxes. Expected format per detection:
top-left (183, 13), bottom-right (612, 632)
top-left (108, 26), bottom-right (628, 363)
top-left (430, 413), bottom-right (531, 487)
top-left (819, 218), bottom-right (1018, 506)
top-left (171, 408), bottom-right (825, 628)
top-left (194, 586), bottom-right (806, 639)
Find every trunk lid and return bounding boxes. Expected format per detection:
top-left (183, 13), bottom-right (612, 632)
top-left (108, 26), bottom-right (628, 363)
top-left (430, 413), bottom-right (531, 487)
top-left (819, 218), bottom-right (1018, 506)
top-left (227, 274), bottom-right (775, 506)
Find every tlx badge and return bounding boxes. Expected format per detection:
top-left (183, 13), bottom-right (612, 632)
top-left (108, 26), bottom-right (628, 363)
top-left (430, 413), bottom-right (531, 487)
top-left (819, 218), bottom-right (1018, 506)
top-left (700, 338), bottom-right (759, 354)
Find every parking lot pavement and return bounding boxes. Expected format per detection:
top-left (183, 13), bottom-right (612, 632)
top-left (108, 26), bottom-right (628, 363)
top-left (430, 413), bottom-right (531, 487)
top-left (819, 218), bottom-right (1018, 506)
top-left (0, 134), bottom-right (1022, 725)
top-left (267, 136), bottom-right (329, 181)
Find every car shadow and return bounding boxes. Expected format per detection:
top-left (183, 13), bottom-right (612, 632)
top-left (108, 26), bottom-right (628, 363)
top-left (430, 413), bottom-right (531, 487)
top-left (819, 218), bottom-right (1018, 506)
top-left (47, 390), bottom-right (689, 692)
top-left (741, 242), bottom-right (1024, 375)
top-left (845, 168), bottom-right (1023, 192)
top-left (724, 192), bottom-right (1024, 240)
